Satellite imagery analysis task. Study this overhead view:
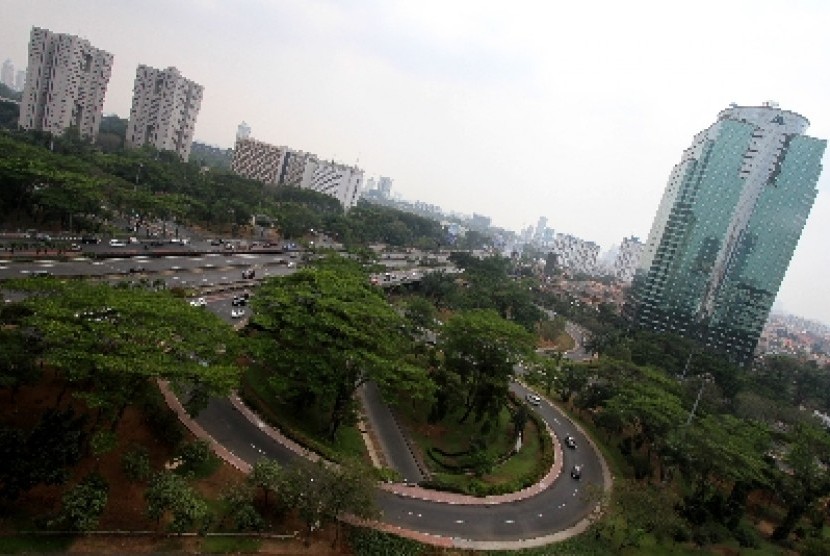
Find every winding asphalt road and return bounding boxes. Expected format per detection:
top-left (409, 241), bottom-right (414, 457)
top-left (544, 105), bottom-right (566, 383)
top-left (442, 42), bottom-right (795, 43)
top-left (1, 249), bottom-right (610, 549)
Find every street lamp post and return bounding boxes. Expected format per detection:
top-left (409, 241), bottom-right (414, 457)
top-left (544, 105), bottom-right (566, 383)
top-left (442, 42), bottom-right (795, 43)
top-left (685, 373), bottom-right (712, 426)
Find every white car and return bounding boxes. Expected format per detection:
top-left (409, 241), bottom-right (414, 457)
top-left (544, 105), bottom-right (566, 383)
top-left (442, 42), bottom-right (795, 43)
top-left (525, 393), bottom-right (541, 406)
top-left (189, 297), bottom-right (207, 307)
top-left (231, 308), bottom-right (246, 319)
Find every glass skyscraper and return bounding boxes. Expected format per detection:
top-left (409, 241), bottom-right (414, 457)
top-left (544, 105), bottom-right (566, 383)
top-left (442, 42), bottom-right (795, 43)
top-left (630, 103), bottom-right (826, 362)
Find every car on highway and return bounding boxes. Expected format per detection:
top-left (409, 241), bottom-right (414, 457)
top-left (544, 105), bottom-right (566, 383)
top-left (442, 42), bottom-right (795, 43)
top-left (189, 297), bottom-right (207, 307)
top-left (231, 308), bottom-right (246, 319)
top-left (564, 435), bottom-right (577, 449)
top-left (526, 393), bottom-right (541, 406)
top-left (109, 239), bottom-right (127, 247)
top-left (242, 269), bottom-right (255, 279)
top-left (570, 465), bottom-right (583, 480)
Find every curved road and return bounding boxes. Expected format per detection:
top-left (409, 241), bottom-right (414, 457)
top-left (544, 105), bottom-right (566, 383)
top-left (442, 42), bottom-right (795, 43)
top-left (1, 250), bottom-right (610, 549)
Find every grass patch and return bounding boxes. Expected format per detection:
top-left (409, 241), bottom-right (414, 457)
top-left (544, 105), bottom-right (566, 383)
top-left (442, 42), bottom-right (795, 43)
top-left (0, 535), bottom-right (74, 554)
top-left (241, 366), bottom-right (367, 462)
top-left (399, 396), bottom-right (552, 496)
top-left (404, 404), bottom-right (517, 469)
top-left (199, 535), bottom-right (263, 553)
top-left (348, 525), bottom-right (426, 556)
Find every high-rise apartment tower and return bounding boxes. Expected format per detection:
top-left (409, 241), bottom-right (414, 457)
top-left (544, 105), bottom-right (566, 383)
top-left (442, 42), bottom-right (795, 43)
top-left (629, 102), bottom-right (826, 362)
top-left (18, 27), bottom-right (113, 140)
top-left (125, 65), bottom-right (203, 161)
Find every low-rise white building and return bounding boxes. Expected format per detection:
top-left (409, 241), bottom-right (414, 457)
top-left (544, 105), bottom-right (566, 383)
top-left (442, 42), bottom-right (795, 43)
top-left (231, 135), bottom-right (363, 208)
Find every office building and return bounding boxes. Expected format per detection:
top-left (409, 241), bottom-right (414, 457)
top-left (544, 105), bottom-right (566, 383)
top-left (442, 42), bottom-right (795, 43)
top-left (377, 176), bottom-right (393, 198)
top-left (237, 121), bottom-right (251, 140)
top-left (1, 59), bottom-right (14, 89)
top-left (630, 102), bottom-right (825, 362)
top-left (14, 69), bottom-right (26, 92)
top-left (125, 65), bottom-right (203, 161)
top-left (18, 27), bottom-right (113, 140)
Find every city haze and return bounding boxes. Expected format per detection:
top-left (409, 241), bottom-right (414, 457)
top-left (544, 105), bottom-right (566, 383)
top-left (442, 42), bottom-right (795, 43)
top-left (3, 0), bottom-right (830, 324)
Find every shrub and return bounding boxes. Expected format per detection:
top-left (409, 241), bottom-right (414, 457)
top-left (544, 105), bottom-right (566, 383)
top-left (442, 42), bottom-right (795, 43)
top-left (122, 445), bottom-right (152, 482)
top-left (733, 521), bottom-right (760, 549)
top-left (178, 440), bottom-right (212, 467)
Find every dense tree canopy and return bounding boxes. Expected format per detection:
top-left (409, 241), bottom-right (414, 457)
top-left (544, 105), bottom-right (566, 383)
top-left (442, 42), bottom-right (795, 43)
top-left (249, 257), bottom-right (434, 439)
top-left (436, 309), bottom-right (535, 425)
top-left (7, 278), bottom-right (242, 422)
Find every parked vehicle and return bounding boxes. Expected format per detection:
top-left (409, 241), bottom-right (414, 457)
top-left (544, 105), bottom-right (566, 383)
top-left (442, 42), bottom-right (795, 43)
top-left (109, 239), bottom-right (126, 247)
top-left (231, 308), bottom-right (246, 319)
top-left (189, 297), bottom-right (207, 307)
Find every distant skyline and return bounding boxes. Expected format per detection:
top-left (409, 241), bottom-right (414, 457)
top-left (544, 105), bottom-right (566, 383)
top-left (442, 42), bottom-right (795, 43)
top-left (3, 0), bottom-right (830, 325)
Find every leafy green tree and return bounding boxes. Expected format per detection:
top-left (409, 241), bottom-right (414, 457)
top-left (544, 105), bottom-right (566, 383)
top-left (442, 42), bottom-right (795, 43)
top-left (250, 258), bottom-right (433, 440)
top-left (403, 297), bottom-right (437, 331)
top-left (0, 408), bottom-right (87, 501)
top-left (279, 460), bottom-right (378, 547)
top-left (603, 377), bottom-right (687, 465)
top-left (122, 445), bottom-right (152, 482)
top-left (591, 479), bottom-right (685, 551)
top-left (145, 471), bottom-right (210, 533)
top-left (440, 309), bottom-right (535, 425)
top-left (220, 483), bottom-right (264, 532)
top-left (10, 278), bottom-right (241, 429)
top-left (51, 473), bottom-right (109, 531)
top-left (324, 462), bottom-right (380, 547)
top-left (669, 414), bottom-right (771, 527)
top-left (0, 326), bottom-right (42, 403)
top-left (247, 458), bottom-right (282, 509)
top-left (772, 423), bottom-right (830, 540)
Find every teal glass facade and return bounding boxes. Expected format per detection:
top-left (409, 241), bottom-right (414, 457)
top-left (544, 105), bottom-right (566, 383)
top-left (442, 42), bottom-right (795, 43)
top-left (631, 105), bottom-right (826, 362)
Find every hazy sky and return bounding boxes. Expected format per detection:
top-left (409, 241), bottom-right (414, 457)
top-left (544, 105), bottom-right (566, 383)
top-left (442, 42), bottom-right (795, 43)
top-left (4, 0), bottom-right (830, 325)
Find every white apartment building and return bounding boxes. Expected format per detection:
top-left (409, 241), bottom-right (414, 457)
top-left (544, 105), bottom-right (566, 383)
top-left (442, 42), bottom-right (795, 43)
top-left (612, 236), bottom-right (644, 282)
top-left (231, 136), bottom-right (287, 185)
top-left (19, 27), bottom-right (113, 140)
top-left (125, 65), bottom-right (203, 161)
top-left (549, 233), bottom-right (600, 275)
top-left (305, 158), bottom-right (363, 208)
top-left (231, 135), bottom-right (363, 208)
